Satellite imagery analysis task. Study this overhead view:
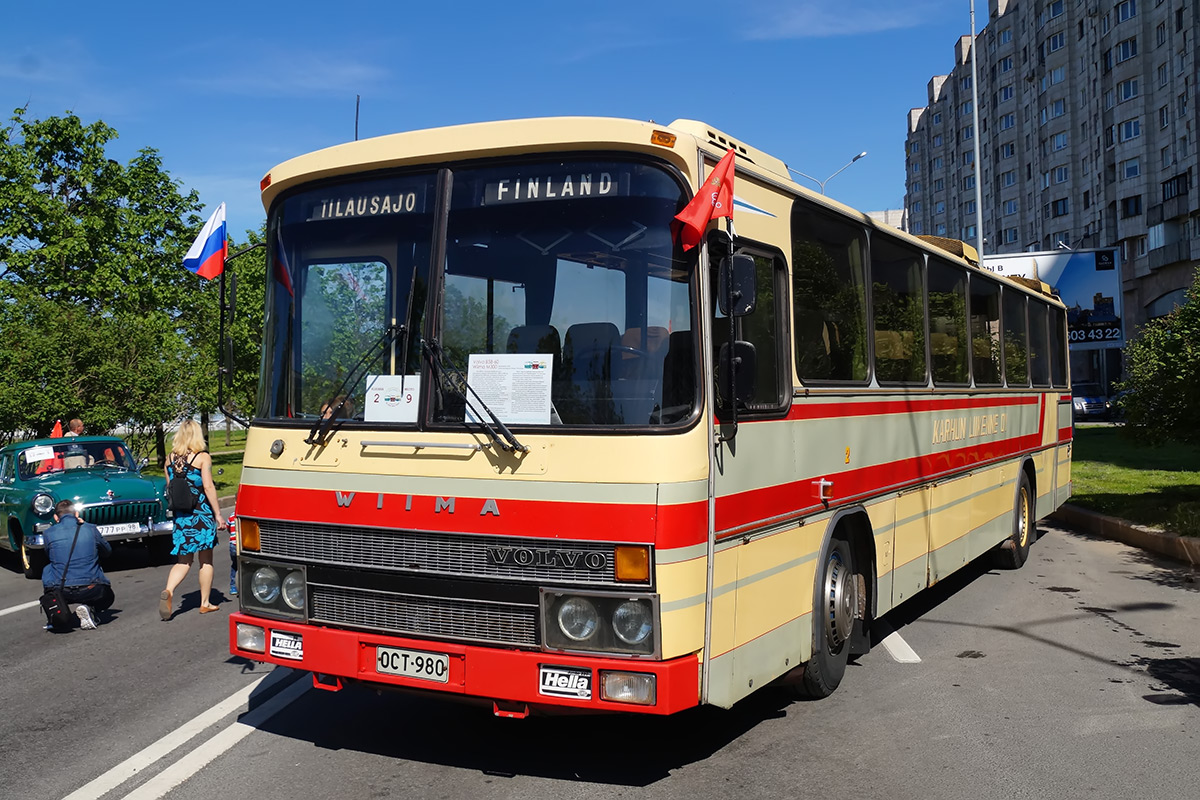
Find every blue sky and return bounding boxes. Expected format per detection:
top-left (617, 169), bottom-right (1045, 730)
top-left (2, 0), bottom-right (973, 239)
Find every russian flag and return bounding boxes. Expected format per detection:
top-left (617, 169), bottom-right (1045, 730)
top-left (274, 228), bottom-right (295, 297)
top-left (183, 203), bottom-right (227, 279)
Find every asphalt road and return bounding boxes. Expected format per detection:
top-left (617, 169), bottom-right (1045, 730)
top-left (1, 519), bottom-right (1196, 800)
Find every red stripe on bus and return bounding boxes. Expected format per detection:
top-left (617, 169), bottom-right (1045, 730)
top-left (714, 431), bottom-right (1045, 537)
top-left (783, 395), bottom-right (1040, 422)
top-left (1058, 425), bottom-right (1074, 442)
top-left (235, 483), bottom-right (709, 549)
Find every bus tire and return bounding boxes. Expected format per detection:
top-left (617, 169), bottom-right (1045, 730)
top-left (798, 536), bottom-right (858, 698)
top-left (993, 471), bottom-right (1033, 570)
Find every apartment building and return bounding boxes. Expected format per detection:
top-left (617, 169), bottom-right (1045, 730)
top-left (904, 0), bottom-right (1198, 333)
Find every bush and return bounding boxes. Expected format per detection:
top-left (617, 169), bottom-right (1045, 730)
top-left (1119, 270), bottom-right (1200, 445)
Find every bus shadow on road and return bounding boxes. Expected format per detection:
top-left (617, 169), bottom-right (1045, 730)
top-left (251, 680), bottom-right (799, 785)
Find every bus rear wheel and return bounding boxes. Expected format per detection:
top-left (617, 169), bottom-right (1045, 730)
top-left (797, 536), bottom-right (858, 698)
top-left (993, 472), bottom-right (1033, 570)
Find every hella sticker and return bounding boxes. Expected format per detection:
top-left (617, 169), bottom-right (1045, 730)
top-left (539, 665), bottom-right (592, 699)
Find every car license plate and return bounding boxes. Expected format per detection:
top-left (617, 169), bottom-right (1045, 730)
top-left (375, 646), bottom-right (449, 683)
top-left (98, 522), bottom-right (141, 536)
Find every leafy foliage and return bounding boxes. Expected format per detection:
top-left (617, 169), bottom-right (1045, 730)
top-left (0, 107), bottom-right (261, 447)
top-left (1118, 269), bottom-right (1200, 445)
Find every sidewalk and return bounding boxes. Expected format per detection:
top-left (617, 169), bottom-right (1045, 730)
top-left (1050, 503), bottom-right (1200, 568)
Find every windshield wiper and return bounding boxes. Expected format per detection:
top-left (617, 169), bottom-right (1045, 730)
top-left (306, 324), bottom-right (405, 446)
top-left (421, 338), bottom-right (528, 453)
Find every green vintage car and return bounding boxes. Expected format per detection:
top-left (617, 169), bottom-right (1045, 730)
top-left (0, 436), bottom-right (174, 579)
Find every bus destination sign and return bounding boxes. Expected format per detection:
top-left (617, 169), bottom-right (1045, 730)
top-left (307, 188), bottom-right (426, 222)
top-left (484, 171), bottom-right (627, 206)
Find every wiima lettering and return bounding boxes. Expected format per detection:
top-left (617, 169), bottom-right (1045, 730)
top-left (332, 491), bottom-right (500, 516)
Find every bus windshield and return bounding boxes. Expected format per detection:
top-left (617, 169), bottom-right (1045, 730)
top-left (258, 157), bottom-right (698, 429)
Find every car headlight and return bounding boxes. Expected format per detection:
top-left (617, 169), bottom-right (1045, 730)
top-left (612, 600), bottom-right (653, 645)
top-left (281, 571), bottom-right (305, 611)
top-left (32, 494), bottom-right (55, 515)
top-left (557, 597), bottom-right (599, 641)
top-left (251, 566), bottom-right (281, 604)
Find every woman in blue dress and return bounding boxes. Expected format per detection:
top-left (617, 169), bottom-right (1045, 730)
top-left (159, 419), bottom-right (227, 620)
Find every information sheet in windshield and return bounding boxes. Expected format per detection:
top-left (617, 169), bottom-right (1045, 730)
top-left (466, 354), bottom-right (553, 426)
top-left (364, 374), bottom-right (421, 423)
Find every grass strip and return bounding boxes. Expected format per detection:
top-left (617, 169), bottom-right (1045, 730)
top-left (1070, 425), bottom-right (1200, 536)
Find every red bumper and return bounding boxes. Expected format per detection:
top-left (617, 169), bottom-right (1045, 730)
top-left (229, 613), bottom-right (700, 715)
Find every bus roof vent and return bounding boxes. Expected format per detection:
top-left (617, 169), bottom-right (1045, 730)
top-left (916, 235), bottom-right (980, 267)
top-left (667, 119), bottom-right (790, 179)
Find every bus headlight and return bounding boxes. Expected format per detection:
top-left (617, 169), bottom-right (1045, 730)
top-left (557, 597), bottom-right (599, 641)
top-left (542, 591), bottom-right (658, 656)
top-left (612, 600), bottom-right (653, 645)
top-left (241, 559), bottom-right (306, 621)
top-left (281, 571), bottom-right (306, 611)
top-left (251, 567), bottom-right (281, 604)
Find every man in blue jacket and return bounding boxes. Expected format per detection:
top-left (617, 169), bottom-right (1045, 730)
top-left (42, 499), bottom-right (114, 630)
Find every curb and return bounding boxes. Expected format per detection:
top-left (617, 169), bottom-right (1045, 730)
top-left (1050, 503), bottom-right (1200, 567)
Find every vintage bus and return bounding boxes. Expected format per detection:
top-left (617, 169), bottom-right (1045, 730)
top-left (228, 117), bottom-right (1072, 715)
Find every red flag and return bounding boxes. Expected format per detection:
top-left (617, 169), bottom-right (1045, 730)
top-left (673, 148), bottom-right (736, 251)
top-left (50, 420), bottom-right (63, 438)
top-left (274, 229), bottom-right (295, 297)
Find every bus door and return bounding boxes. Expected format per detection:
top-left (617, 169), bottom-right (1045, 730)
top-left (705, 242), bottom-right (795, 708)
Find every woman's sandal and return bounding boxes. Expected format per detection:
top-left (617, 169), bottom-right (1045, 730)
top-left (159, 590), bottom-right (173, 621)
top-left (199, 604), bottom-right (221, 614)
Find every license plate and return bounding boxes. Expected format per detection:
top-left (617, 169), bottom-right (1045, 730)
top-left (270, 630), bottom-right (303, 660)
top-left (98, 522), bottom-right (141, 536)
top-left (375, 645), bottom-right (449, 683)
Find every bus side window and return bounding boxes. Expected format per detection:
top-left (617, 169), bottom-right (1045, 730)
top-left (791, 201), bottom-right (869, 383)
top-left (928, 258), bottom-right (970, 385)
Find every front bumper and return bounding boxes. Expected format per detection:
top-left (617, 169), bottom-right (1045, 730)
top-left (228, 612), bottom-right (700, 715)
top-left (27, 519), bottom-right (173, 548)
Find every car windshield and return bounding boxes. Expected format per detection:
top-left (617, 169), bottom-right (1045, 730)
top-left (1074, 383), bottom-right (1104, 397)
top-left (17, 441), bottom-right (135, 479)
top-left (258, 157), bottom-right (698, 429)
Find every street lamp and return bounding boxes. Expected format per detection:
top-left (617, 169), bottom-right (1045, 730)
top-left (789, 151), bottom-right (868, 195)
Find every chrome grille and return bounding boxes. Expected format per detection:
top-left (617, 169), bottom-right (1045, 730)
top-left (80, 501), bottom-right (160, 526)
top-left (309, 584), bottom-right (539, 647)
top-left (258, 520), bottom-right (619, 584)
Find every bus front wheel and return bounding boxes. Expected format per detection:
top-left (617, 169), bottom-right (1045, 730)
top-left (797, 536), bottom-right (858, 698)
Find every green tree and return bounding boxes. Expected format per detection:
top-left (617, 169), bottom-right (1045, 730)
top-left (0, 107), bottom-right (214, 449)
top-left (1119, 270), bottom-right (1200, 445)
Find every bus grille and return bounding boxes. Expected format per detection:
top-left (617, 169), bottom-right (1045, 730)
top-left (80, 501), bottom-right (160, 526)
top-left (309, 584), bottom-right (539, 647)
top-left (257, 520), bottom-right (620, 585)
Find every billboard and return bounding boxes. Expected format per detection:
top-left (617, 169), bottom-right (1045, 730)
top-left (982, 249), bottom-right (1122, 351)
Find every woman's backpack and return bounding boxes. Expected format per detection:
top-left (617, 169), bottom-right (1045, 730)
top-left (168, 454), bottom-right (198, 514)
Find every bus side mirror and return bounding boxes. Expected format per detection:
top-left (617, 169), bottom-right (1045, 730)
top-left (717, 340), bottom-right (757, 406)
top-left (718, 254), bottom-right (757, 317)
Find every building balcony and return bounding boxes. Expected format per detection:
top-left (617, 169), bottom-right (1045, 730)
top-left (1148, 240), bottom-right (1189, 270)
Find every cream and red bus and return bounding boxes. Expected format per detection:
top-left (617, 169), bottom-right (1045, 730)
top-left (228, 116), bottom-right (1072, 715)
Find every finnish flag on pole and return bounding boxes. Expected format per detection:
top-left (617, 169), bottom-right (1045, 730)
top-left (183, 202), bottom-right (227, 279)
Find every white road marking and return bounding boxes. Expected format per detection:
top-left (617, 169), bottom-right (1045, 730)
top-left (118, 674), bottom-right (312, 800)
top-left (0, 599), bottom-right (42, 618)
top-left (62, 670), bottom-right (308, 800)
top-left (880, 630), bottom-right (922, 663)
